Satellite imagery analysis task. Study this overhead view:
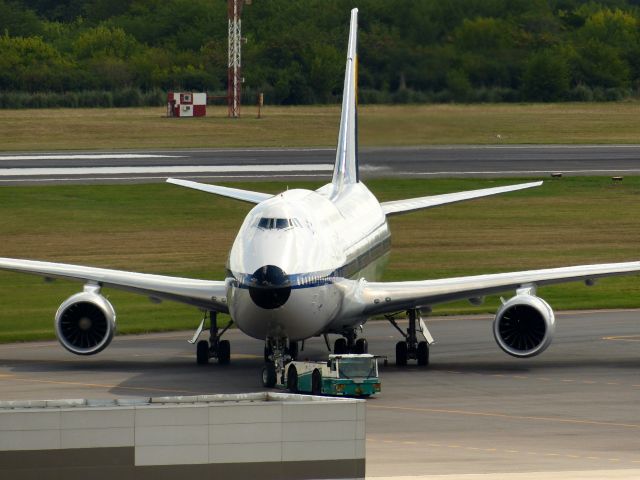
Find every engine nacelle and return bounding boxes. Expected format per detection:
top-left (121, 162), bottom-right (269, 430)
top-left (54, 291), bottom-right (116, 355)
top-left (493, 294), bottom-right (555, 358)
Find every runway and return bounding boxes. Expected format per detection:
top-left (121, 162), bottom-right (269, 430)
top-left (1, 310), bottom-right (639, 478)
top-left (1, 145), bottom-right (640, 184)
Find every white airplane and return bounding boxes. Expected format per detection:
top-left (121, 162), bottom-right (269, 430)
top-left (1, 9), bottom-right (640, 388)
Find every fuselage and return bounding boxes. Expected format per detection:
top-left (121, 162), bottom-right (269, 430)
top-left (226, 182), bottom-right (390, 341)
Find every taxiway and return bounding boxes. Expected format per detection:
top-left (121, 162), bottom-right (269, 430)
top-left (1, 310), bottom-right (639, 478)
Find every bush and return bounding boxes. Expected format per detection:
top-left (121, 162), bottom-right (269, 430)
top-left (113, 88), bottom-right (141, 107)
top-left (0, 89), bottom-right (168, 108)
top-left (568, 84), bottom-right (594, 101)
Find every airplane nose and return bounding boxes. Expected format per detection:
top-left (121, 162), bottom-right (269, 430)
top-left (248, 265), bottom-right (291, 309)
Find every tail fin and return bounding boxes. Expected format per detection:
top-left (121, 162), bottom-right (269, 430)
top-left (331, 8), bottom-right (359, 197)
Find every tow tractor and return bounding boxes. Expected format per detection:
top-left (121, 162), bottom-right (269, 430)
top-left (278, 354), bottom-right (381, 397)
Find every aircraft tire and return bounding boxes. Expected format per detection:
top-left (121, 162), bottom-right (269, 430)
top-left (334, 338), bottom-right (347, 354)
top-left (196, 340), bottom-right (210, 365)
top-left (396, 341), bottom-right (408, 366)
top-left (355, 338), bottom-right (368, 354)
top-left (288, 341), bottom-right (299, 360)
top-left (417, 341), bottom-right (429, 366)
top-left (262, 363), bottom-right (277, 388)
top-left (218, 340), bottom-right (231, 365)
top-left (311, 369), bottom-right (322, 395)
top-left (287, 365), bottom-right (298, 393)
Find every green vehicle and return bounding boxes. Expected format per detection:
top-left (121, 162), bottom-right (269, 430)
top-left (280, 354), bottom-right (381, 397)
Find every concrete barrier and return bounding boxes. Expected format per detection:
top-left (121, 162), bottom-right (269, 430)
top-left (0, 392), bottom-right (365, 480)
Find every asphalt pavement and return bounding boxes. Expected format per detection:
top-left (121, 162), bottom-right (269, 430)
top-left (1, 145), bottom-right (640, 184)
top-left (1, 310), bottom-right (639, 478)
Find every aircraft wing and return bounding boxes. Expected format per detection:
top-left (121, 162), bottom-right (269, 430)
top-left (167, 178), bottom-right (272, 204)
top-left (380, 181), bottom-right (542, 216)
top-left (0, 257), bottom-right (229, 312)
top-left (358, 261), bottom-right (640, 316)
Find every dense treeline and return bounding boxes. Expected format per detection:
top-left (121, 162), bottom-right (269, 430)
top-left (2, 0), bottom-right (640, 107)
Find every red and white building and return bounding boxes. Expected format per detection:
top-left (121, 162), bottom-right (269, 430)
top-left (167, 92), bottom-right (207, 117)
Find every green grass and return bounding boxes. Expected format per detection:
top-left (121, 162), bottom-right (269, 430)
top-left (2, 103), bottom-right (640, 151)
top-left (0, 177), bottom-right (639, 343)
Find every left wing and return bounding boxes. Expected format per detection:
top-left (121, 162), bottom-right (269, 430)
top-left (0, 257), bottom-right (229, 312)
top-left (381, 181), bottom-right (542, 216)
top-left (356, 261), bottom-right (640, 316)
top-left (167, 178), bottom-right (272, 204)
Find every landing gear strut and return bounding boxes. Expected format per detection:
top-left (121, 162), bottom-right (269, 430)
top-left (333, 328), bottom-right (368, 354)
top-left (193, 311), bottom-right (232, 365)
top-left (386, 309), bottom-right (434, 366)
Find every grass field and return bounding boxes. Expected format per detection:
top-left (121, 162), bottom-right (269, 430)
top-left (0, 176), bottom-right (639, 343)
top-left (1, 103), bottom-right (640, 151)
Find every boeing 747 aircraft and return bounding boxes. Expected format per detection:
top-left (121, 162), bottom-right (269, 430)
top-left (1, 9), bottom-right (639, 387)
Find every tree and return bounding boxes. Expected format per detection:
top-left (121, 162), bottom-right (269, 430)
top-left (0, 0), bottom-right (43, 37)
top-left (73, 25), bottom-right (138, 59)
top-left (522, 50), bottom-right (570, 101)
top-left (0, 35), bottom-right (74, 91)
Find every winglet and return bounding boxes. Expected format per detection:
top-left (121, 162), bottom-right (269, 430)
top-left (331, 8), bottom-right (359, 197)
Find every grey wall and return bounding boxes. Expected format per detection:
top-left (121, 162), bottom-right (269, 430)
top-left (0, 393), bottom-right (365, 480)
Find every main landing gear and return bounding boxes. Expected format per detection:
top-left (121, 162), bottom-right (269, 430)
top-left (386, 309), bottom-right (434, 366)
top-left (332, 328), bottom-right (369, 355)
top-left (190, 311), bottom-right (232, 365)
top-left (262, 337), bottom-right (298, 388)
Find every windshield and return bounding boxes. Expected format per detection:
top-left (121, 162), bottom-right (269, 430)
top-left (337, 357), bottom-right (377, 379)
top-left (256, 217), bottom-right (299, 230)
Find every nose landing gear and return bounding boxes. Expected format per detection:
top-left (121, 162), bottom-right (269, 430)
top-left (333, 328), bottom-right (368, 354)
top-left (262, 337), bottom-right (298, 388)
top-left (191, 311), bottom-right (233, 365)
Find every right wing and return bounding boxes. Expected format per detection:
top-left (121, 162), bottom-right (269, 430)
top-left (380, 181), bottom-right (542, 216)
top-left (167, 178), bottom-right (272, 204)
top-left (0, 257), bottom-right (229, 312)
top-left (356, 261), bottom-right (640, 317)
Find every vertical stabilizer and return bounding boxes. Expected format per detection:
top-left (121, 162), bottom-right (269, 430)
top-left (331, 8), bottom-right (359, 197)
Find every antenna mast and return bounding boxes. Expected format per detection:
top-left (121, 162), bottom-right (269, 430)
top-left (228, 0), bottom-right (244, 118)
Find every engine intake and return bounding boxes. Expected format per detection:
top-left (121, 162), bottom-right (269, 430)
top-left (493, 294), bottom-right (555, 358)
top-left (55, 291), bottom-right (116, 355)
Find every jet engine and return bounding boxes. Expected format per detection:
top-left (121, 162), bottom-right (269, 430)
top-left (54, 290), bottom-right (116, 355)
top-left (492, 294), bottom-right (555, 358)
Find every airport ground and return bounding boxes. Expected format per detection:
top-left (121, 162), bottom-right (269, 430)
top-left (1, 173), bottom-right (640, 343)
top-left (4, 145), bottom-right (640, 185)
top-left (1, 312), bottom-right (639, 479)
top-left (1, 142), bottom-right (639, 478)
top-left (2, 103), bottom-right (640, 152)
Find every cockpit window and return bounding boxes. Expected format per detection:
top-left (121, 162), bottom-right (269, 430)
top-left (257, 217), bottom-right (271, 229)
top-left (256, 217), bottom-right (297, 230)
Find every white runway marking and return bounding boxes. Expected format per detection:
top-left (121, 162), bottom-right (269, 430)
top-left (400, 169), bottom-right (640, 176)
top-left (0, 174), bottom-right (330, 183)
top-left (0, 154), bottom-right (184, 161)
top-left (0, 164), bottom-right (333, 177)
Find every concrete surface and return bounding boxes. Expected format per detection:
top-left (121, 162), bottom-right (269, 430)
top-left (1, 310), bottom-right (639, 478)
